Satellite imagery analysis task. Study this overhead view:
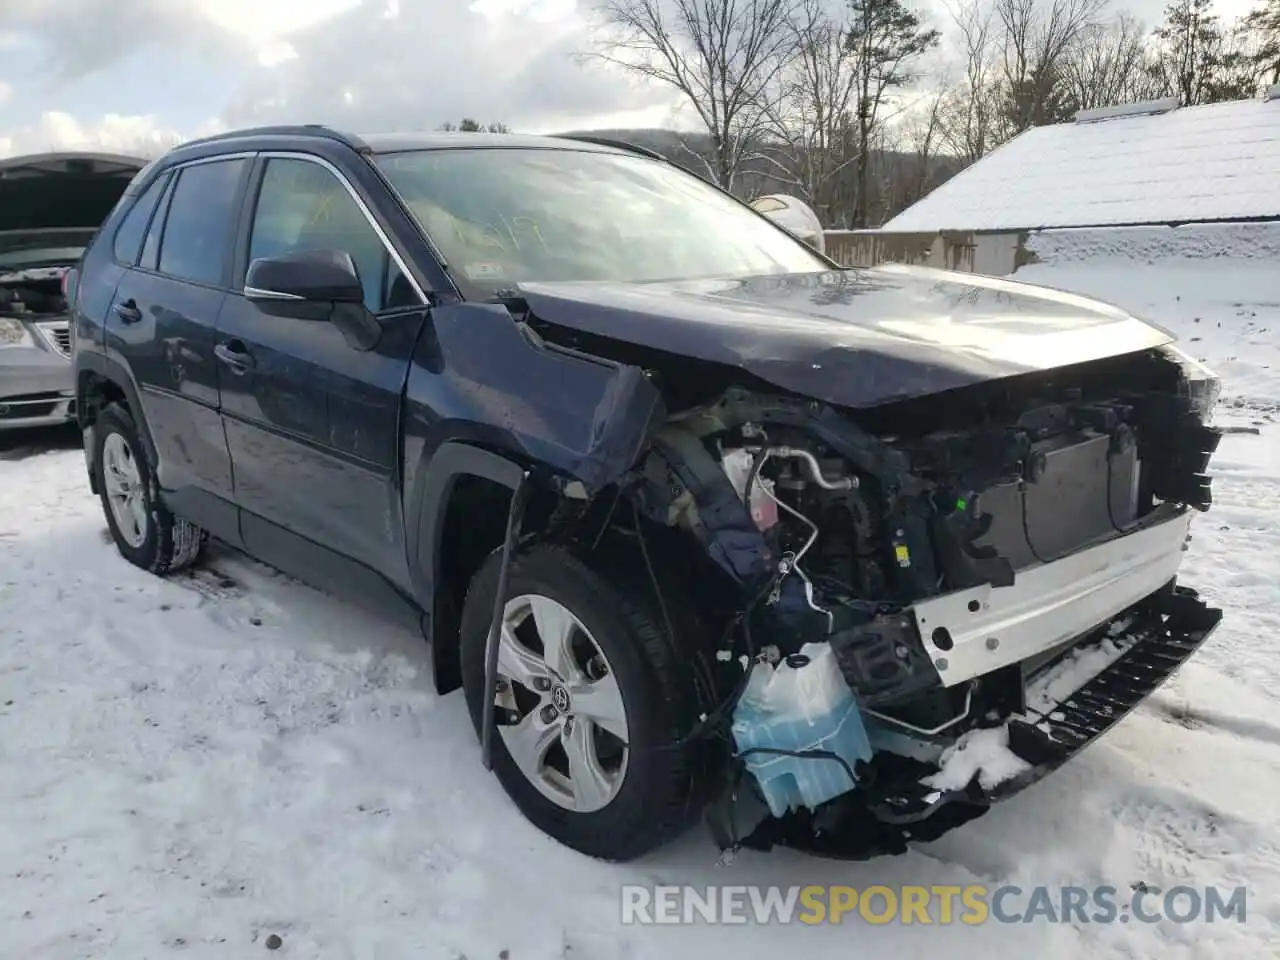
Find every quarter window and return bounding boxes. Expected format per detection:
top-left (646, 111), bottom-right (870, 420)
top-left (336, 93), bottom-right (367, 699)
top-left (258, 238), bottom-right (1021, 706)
top-left (248, 158), bottom-right (395, 313)
top-left (112, 174), bottom-right (168, 265)
top-left (155, 159), bottom-right (247, 285)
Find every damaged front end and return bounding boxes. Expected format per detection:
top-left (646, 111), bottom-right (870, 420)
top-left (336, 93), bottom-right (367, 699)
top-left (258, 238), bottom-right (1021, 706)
top-left (615, 346), bottom-right (1224, 859)
top-left (441, 286), bottom-right (1224, 859)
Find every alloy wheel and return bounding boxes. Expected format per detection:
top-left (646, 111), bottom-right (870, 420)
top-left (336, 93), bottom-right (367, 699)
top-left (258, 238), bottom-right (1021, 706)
top-left (494, 593), bottom-right (630, 813)
top-left (101, 432), bottom-right (148, 549)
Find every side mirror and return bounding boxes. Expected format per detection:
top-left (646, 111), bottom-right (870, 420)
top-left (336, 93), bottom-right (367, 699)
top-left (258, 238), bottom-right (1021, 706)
top-left (244, 249), bottom-right (381, 352)
top-left (245, 249), bottom-right (365, 304)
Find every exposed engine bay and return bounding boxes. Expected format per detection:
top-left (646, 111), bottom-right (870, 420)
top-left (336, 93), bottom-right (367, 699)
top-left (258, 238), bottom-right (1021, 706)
top-left (618, 343), bottom-right (1224, 858)
top-left (0, 266), bottom-right (73, 321)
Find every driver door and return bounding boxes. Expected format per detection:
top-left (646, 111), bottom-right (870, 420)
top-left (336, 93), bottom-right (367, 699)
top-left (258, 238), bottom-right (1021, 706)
top-left (216, 153), bottom-right (425, 585)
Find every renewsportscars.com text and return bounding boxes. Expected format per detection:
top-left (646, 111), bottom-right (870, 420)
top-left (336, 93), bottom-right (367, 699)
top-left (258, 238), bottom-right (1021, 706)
top-left (620, 884), bottom-right (1248, 926)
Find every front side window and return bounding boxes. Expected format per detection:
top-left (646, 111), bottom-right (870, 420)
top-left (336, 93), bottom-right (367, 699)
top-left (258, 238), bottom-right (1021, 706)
top-left (156, 159), bottom-right (247, 286)
top-left (248, 158), bottom-right (395, 313)
top-left (373, 148), bottom-right (827, 299)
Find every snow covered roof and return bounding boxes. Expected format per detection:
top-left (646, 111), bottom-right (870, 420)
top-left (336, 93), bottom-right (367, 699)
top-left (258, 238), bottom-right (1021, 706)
top-left (883, 97), bottom-right (1280, 232)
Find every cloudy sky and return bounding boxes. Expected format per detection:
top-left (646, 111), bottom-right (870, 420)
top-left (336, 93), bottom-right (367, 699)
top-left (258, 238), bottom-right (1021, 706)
top-left (0, 0), bottom-right (1262, 158)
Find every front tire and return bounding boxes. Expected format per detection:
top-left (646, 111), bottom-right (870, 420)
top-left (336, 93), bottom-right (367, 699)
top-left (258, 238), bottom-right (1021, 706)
top-left (94, 402), bottom-right (206, 575)
top-left (460, 545), bottom-right (703, 861)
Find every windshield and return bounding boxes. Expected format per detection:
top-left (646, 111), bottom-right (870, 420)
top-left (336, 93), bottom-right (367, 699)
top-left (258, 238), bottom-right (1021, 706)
top-left (373, 147), bottom-right (828, 298)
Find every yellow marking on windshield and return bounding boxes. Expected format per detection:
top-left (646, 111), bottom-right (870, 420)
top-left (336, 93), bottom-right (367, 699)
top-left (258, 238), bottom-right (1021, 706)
top-left (309, 191), bottom-right (336, 224)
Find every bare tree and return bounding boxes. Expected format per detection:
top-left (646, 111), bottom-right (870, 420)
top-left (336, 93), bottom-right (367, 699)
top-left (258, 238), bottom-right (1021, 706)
top-left (937, 0), bottom-right (1002, 163)
top-left (903, 85), bottom-right (948, 204)
top-left (1147, 0), bottom-right (1237, 104)
top-left (1243, 0), bottom-right (1279, 83)
top-left (1060, 13), bottom-right (1160, 112)
top-left (763, 0), bottom-right (862, 217)
top-left (995, 0), bottom-right (1108, 136)
top-left (1217, 9), bottom-right (1278, 94)
top-left (845, 0), bottom-right (942, 225)
top-left (592, 0), bottom-right (799, 191)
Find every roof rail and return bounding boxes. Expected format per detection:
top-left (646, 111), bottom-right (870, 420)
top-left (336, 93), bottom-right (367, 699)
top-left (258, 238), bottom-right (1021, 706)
top-left (178, 124), bottom-right (368, 151)
top-left (552, 134), bottom-right (669, 162)
top-left (1075, 97), bottom-right (1180, 123)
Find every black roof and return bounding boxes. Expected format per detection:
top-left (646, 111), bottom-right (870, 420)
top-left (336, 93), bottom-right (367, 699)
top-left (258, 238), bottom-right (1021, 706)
top-left (176, 124), bottom-right (644, 157)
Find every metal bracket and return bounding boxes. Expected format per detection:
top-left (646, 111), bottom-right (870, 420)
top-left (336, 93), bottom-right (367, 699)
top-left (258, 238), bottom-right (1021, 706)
top-left (481, 471), bottom-right (532, 770)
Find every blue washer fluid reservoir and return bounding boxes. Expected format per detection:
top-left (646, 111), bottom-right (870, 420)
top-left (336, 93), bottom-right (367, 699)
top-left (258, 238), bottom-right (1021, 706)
top-left (730, 641), bottom-right (874, 819)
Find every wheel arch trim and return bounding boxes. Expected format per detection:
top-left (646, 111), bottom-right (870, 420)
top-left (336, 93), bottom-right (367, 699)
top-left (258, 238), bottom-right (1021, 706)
top-left (75, 352), bottom-right (158, 490)
top-left (406, 440), bottom-right (529, 693)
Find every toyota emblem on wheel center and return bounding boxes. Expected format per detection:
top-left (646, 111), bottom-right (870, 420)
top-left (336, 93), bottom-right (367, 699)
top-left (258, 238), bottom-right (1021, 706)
top-left (551, 685), bottom-right (571, 713)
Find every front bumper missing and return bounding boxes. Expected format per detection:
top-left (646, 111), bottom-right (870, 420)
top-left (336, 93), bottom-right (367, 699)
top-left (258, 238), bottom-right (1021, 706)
top-left (715, 584), bottom-right (1221, 860)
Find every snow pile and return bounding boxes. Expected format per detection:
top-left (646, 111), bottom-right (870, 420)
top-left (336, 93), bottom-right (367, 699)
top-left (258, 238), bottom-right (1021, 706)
top-left (1025, 222), bottom-right (1280, 265)
top-left (923, 725), bottom-right (1032, 793)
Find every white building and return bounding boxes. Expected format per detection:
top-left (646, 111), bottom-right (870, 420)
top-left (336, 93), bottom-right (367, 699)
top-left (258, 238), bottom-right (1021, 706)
top-left (884, 92), bottom-right (1280, 236)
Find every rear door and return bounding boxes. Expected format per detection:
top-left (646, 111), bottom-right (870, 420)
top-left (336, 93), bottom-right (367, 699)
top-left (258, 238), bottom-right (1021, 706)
top-left (216, 153), bottom-right (427, 586)
top-left (105, 155), bottom-right (252, 536)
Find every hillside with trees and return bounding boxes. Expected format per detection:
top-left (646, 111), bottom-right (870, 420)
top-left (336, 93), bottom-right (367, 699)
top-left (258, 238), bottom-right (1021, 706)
top-left (575, 0), bottom-right (1280, 227)
top-left (440, 0), bottom-right (1278, 228)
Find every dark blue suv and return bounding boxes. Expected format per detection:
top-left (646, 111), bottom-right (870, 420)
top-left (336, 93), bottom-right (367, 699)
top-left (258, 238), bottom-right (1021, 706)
top-left (72, 125), bottom-right (1223, 862)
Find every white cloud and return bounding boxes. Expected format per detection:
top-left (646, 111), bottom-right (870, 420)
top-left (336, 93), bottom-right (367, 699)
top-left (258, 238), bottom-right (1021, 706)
top-left (227, 0), bottom-right (681, 133)
top-left (0, 0), bottom-right (358, 82)
top-left (257, 40), bottom-right (299, 67)
top-left (0, 111), bottom-right (224, 159)
top-left (195, 0), bottom-right (359, 37)
top-left (1, 0), bottom-right (684, 151)
top-left (0, 81), bottom-right (12, 106)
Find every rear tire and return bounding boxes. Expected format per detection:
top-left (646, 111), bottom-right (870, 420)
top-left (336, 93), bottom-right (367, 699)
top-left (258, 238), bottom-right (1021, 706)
top-left (94, 402), bottom-right (206, 575)
top-left (460, 544), bottom-right (703, 861)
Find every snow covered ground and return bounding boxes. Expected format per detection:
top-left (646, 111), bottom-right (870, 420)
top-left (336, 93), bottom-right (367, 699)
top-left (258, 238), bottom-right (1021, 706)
top-left (3, 225), bottom-right (1279, 958)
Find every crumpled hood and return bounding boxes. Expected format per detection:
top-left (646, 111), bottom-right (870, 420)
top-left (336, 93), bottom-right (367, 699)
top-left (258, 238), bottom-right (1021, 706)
top-left (517, 265), bottom-right (1175, 409)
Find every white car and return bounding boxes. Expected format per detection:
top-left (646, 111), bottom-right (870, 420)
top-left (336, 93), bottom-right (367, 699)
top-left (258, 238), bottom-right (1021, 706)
top-left (751, 194), bottom-right (826, 254)
top-left (1, 152), bottom-right (145, 430)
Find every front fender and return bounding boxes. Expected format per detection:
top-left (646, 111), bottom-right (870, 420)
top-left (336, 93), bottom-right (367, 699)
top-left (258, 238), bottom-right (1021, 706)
top-left (405, 302), bottom-right (664, 495)
top-left (399, 303), bottom-right (667, 692)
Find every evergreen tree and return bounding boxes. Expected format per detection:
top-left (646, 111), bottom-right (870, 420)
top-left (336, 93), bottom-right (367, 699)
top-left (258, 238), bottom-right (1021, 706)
top-left (844, 0), bottom-right (940, 226)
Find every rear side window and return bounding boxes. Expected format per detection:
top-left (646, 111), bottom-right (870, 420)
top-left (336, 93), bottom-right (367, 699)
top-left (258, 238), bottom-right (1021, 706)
top-left (156, 159), bottom-right (248, 286)
top-left (112, 174), bottom-right (168, 265)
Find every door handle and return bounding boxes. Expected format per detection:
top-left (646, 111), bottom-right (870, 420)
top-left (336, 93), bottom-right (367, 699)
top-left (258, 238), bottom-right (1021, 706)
top-left (214, 339), bottom-right (255, 373)
top-left (114, 300), bottom-right (142, 323)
